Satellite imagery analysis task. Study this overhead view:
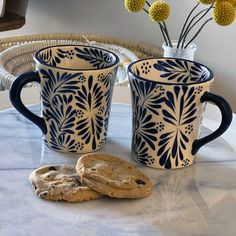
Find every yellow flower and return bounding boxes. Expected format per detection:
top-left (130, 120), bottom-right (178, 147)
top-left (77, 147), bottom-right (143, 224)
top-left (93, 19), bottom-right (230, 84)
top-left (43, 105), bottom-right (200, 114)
top-left (124, 0), bottom-right (146, 13)
top-left (198, 0), bottom-right (216, 4)
top-left (215, 0), bottom-right (236, 7)
top-left (213, 1), bottom-right (235, 26)
top-left (149, 1), bottom-right (170, 22)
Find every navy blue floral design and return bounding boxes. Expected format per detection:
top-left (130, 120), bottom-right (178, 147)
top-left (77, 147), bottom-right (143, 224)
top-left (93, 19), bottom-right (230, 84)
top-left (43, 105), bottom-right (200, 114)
top-left (43, 94), bottom-right (76, 127)
top-left (182, 159), bottom-right (190, 167)
top-left (98, 67), bottom-right (118, 88)
top-left (153, 59), bottom-right (209, 83)
top-left (39, 48), bottom-right (75, 67)
top-left (40, 69), bottom-right (81, 108)
top-left (37, 45), bottom-right (118, 152)
top-left (75, 76), bottom-right (104, 150)
top-left (133, 135), bottom-right (155, 166)
top-left (140, 61), bottom-right (152, 74)
top-left (103, 83), bottom-right (114, 138)
top-left (185, 124), bottom-right (194, 134)
top-left (44, 94), bottom-right (77, 152)
top-left (78, 75), bottom-right (86, 84)
top-left (102, 68), bottom-right (117, 137)
top-left (130, 77), bottom-right (165, 116)
top-left (195, 86), bottom-right (203, 95)
top-left (133, 106), bottom-right (157, 151)
top-left (157, 86), bottom-right (197, 169)
top-left (39, 68), bottom-right (83, 152)
top-left (47, 122), bottom-right (77, 152)
top-left (75, 47), bottom-right (114, 69)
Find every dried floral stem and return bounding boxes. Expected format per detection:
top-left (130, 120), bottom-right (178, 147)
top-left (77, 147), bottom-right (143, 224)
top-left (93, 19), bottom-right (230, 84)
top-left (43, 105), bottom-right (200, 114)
top-left (146, 0), bottom-right (151, 7)
top-left (163, 22), bottom-right (172, 47)
top-left (143, 8), bottom-right (149, 14)
top-left (184, 17), bottom-right (213, 49)
top-left (177, 3), bottom-right (200, 49)
top-left (159, 23), bottom-right (169, 46)
top-left (143, 8), bottom-right (169, 46)
top-left (181, 4), bottom-right (213, 48)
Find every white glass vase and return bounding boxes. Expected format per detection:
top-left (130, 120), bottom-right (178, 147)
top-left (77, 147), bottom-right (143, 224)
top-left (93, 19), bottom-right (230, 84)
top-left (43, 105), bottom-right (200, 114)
top-left (162, 40), bottom-right (197, 61)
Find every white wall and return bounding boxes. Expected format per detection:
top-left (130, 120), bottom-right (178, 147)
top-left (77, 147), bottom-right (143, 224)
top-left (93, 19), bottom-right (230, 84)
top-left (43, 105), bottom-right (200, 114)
top-left (1, 0), bottom-right (236, 111)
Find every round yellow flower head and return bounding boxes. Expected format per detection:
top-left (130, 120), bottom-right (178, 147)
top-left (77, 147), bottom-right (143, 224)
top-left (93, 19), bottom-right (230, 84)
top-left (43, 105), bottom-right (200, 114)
top-left (213, 1), bottom-right (235, 26)
top-left (213, 2), bottom-right (235, 26)
top-left (215, 0), bottom-right (236, 8)
top-left (198, 0), bottom-right (216, 5)
top-left (149, 1), bottom-right (170, 22)
top-left (124, 0), bottom-right (146, 13)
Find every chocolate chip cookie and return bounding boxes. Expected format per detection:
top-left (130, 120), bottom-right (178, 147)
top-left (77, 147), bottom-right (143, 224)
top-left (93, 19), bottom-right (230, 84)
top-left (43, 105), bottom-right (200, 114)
top-left (29, 165), bottom-right (102, 202)
top-left (76, 154), bottom-right (153, 198)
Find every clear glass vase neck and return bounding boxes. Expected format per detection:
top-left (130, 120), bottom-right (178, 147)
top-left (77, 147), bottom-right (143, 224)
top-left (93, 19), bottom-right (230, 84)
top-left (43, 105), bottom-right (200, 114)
top-left (162, 40), bottom-right (197, 61)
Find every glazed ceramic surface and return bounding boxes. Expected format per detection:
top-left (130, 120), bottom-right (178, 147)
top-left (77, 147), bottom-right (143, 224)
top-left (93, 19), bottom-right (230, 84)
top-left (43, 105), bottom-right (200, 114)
top-left (10, 45), bottom-right (119, 153)
top-left (128, 58), bottom-right (232, 169)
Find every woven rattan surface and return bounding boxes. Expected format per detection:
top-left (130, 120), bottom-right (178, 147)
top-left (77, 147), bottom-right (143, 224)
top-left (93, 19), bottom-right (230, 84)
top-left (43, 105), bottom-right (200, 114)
top-left (0, 33), bottom-right (162, 90)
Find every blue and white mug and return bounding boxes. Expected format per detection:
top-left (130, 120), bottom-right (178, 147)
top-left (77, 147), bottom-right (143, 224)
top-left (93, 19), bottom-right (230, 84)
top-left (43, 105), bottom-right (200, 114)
top-left (10, 45), bottom-right (119, 153)
top-left (128, 58), bottom-right (232, 169)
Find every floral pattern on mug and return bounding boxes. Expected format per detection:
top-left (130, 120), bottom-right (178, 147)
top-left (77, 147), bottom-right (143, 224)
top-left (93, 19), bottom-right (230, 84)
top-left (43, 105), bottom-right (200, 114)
top-left (35, 45), bottom-right (119, 153)
top-left (40, 68), bottom-right (117, 152)
top-left (38, 46), bottom-right (115, 69)
top-left (153, 59), bottom-right (210, 83)
top-left (157, 86), bottom-right (197, 169)
top-left (128, 58), bottom-right (220, 169)
top-left (75, 76), bottom-right (105, 150)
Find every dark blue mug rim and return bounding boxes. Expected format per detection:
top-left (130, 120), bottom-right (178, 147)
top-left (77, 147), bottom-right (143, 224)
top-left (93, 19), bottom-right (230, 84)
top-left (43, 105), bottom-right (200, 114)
top-left (128, 57), bottom-right (214, 85)
top-left (34, 44), bottom-right (120, 71)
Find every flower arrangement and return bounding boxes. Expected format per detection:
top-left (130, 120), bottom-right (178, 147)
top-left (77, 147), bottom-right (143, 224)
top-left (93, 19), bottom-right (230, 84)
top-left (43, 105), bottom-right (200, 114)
top-left (124, 0), bottom-right (236, 49)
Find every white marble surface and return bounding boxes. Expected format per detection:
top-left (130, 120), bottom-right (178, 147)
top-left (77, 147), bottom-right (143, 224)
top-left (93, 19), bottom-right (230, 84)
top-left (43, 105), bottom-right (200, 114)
top-left (0, 103), bottom-right (236, 236)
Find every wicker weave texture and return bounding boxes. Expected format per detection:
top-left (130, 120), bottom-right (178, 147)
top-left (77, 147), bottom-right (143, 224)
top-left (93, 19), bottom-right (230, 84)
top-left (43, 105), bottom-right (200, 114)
top-left (0, 33), bottom-right (162, 90)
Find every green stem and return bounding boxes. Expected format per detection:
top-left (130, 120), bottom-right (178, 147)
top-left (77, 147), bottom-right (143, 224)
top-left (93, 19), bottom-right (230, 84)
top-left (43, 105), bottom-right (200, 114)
top-left (181, 4), bottom-right (213, 48)
top-left (184, 17), bottom-right (213, 49)
top-left (177, 3), bottom-right (200, 49)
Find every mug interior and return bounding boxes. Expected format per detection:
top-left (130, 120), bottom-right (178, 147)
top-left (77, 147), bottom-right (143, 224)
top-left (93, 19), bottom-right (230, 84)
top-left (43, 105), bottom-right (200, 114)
top-left (128, 58), bottom-right (213, 85)
top-left (35, 45), bottom-right (119, 70)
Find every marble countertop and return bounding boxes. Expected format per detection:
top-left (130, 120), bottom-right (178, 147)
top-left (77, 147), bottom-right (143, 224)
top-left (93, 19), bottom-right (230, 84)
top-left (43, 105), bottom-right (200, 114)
top-left (0, 103), bottom-right (236, 236)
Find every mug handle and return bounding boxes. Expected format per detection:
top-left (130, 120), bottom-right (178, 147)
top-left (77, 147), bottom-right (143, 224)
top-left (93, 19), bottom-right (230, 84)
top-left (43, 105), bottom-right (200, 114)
top-left (9, 71), bottom-right (47, 134)
top-left (192, 92), bottom-right (232, 155)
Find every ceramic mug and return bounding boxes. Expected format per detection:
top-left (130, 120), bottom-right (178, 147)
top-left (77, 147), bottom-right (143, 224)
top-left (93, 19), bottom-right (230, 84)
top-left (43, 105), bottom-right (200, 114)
top-left (10, 45), bottom-right (119, 153)
top-left (128, 58), bottom-right (232, 169)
